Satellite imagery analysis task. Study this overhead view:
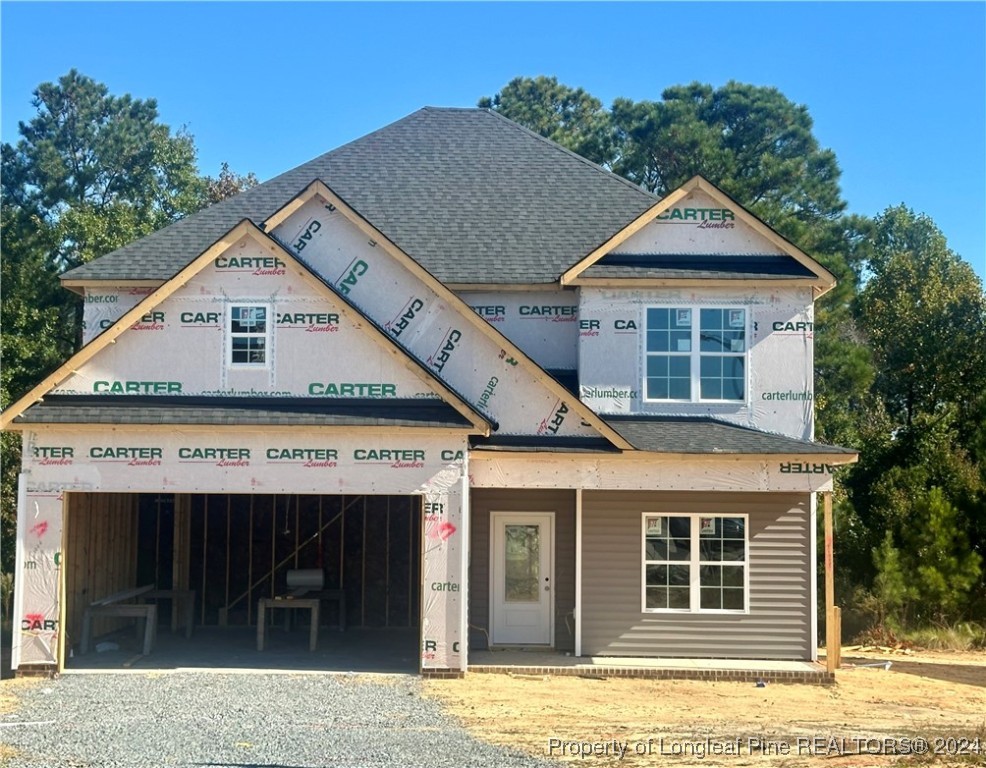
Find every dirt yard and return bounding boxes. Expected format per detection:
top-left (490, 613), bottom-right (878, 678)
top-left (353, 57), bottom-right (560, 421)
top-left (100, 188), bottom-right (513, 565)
top-left (424, 650), bottom-right (986, 767)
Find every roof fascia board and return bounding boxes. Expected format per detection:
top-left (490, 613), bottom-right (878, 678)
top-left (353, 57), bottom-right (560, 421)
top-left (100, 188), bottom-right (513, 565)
top-left (262, 180), bottom-right (634, 451)
top-left (262, 181), bottom-right (321, 232)
top-left (568, 277), bottom-right (819, 289)
top-left (8, 422), bottom-right (476, 435)
top-left (469, 449), bottom-right (858, 464)
top-left (0, 220), bottom-right (258, 430)
top-left (59, 278), bottom-right (165, 293)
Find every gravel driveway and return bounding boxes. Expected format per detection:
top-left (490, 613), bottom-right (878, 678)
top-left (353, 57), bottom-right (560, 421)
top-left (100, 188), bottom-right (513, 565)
top-left (0, 672), bottom-right (554, 767)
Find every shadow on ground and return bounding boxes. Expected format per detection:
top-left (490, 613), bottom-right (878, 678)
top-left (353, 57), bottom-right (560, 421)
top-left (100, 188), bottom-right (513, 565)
top-left (64, 626), bottom-right (420, 674)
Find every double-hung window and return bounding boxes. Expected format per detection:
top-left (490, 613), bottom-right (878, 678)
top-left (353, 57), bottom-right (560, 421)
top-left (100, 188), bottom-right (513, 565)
top-left (645, 307), bottom-right (747, 402)
top-left (642, 513), bottom-right (748, 612)
top-left (228, 304), bottom-right (270, 366)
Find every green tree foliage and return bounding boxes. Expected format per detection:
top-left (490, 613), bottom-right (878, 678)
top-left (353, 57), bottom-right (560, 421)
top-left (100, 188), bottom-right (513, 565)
top-left (872, 531), bottom-right (917, 628)
top-left (908, 488), bottom-right (982, 623)
top-left (1, 71), bottom-right (244, 573)
top-left (478, 76), bottom-right (615, 166)
top-left (848, 408), bottom-right (983, 559)
top-left (872, 488), bottom-right (982, 627)
top-left (614, 79), bottom-right (848, 226)
top-left (205, 161), bottom-right (259, 204)
top-left (856, 205), bottom-right (986, 426)
top-left (1, 200), bottom-right (72, 575)
top-left (2, 69), bottom-right (206, 271)
top-left (847, 211), bottom-right (986, 621)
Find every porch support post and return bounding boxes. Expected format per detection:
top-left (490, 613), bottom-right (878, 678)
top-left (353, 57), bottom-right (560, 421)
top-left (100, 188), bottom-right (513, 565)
top-left (458, 465), bottom-right (469, 672)
top-left (58, 492), bottom-right (70, 673)
top-left (10, 473), bottom-right (28, 670)
top-left (808, 493), bottom-right (818, 660)
top-left (574, 488), bottom-right (582, 658)
top-left (823, 490), bottom-right (837, 673)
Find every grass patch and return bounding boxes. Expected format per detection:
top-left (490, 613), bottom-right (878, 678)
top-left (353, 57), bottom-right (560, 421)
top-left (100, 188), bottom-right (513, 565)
top-left (853, 622), bottom-right (986, 652)
top-left (901, 623), bottom-right (986, 651)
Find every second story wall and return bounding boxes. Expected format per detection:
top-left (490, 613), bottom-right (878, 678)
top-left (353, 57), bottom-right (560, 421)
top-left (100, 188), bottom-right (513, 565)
top-left (456, 288), bottom-right (579, 372)
top-left (578, 286), bottom-right (815, 440)
top-left (56, 236), bottom-right (436, 399)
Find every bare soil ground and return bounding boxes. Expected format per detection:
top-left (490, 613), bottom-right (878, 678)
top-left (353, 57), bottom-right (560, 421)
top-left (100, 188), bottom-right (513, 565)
top-left (423, 650), bottom-right (986, 767)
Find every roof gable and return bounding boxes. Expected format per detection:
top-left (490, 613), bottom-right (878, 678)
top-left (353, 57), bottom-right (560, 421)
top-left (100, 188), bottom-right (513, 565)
top-left (562, 176), bottom-right (837, 297)
top-left (261, 179), bottom-right (632, 447)
top-left (61, 108), bottom-right (657, 287)
top-left (1, 221), bottom-right (490, 433)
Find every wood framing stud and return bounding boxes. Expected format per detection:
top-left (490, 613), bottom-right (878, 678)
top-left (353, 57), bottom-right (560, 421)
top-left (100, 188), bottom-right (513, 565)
top-left (823, 491), bottom-right (838, 673)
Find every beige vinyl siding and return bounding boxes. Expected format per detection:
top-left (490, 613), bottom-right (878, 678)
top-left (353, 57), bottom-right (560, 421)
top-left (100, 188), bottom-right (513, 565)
top-left (469, 489), bottom-right (576, 651)
top-left (582, 491), bottom-right (812, 660)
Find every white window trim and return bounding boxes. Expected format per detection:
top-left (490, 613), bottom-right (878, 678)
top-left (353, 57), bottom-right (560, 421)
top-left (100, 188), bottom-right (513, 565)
top-left (227, 302), bottom-right (272, 369)
top-left (640, 512), bottom-right (750, 615)
top-left (642, 305), bottom-right (750, 404)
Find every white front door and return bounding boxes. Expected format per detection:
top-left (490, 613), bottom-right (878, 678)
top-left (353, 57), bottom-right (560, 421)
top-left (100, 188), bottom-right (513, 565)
top-left (491, 512), bottom-right (553, 645)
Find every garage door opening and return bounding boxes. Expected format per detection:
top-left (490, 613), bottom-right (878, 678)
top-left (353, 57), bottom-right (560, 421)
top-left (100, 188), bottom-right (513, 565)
top-left (63, 492), bottom-right (422, 672)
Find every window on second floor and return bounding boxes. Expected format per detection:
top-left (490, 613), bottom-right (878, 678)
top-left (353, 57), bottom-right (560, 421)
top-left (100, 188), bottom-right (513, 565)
top-left (644, 307), bottom-right (747, 402)
top-left (228, 304), bottom-right (270, 367)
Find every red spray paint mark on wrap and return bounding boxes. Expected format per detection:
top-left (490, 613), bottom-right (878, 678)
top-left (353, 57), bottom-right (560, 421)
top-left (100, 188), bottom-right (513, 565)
top-left (29, 521), bottom-right (48, 538)
top-left (429, 522), bottom-right (457, 541)
top-left (23, 613), bottom-right (45, 630)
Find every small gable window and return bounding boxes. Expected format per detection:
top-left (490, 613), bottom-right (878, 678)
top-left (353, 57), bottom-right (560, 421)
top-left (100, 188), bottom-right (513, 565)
top-left (228, 304), bottom-right (270, 366)
top-left (645, 306), bottom-right (748, 402)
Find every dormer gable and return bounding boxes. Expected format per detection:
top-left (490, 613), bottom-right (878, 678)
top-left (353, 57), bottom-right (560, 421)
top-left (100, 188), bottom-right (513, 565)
top-left (562, 176), bottom-right (836, 299)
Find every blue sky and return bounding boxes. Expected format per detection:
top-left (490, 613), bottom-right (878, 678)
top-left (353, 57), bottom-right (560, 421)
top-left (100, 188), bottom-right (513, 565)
top-left (2, 1), bottom-right (984, 281)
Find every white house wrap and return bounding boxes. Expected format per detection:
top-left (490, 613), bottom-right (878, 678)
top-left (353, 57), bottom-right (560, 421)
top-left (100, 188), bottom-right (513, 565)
top-left (271, 199), bottom-right (597, 438)
top-left (578, 287), bottom-right (814, 439)
top-left (17, 429), bottom-right (469, 670)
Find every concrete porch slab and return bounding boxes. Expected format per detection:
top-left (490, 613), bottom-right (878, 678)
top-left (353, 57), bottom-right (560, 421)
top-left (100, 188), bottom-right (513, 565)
top-left (467, 649), bottom-right (832, 684)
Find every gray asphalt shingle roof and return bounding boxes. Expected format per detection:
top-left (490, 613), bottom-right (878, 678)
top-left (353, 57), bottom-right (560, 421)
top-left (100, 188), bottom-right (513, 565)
top-left (14, 396), bottom-right (476, 429)
top-left (63, 108), bottom-right (658, 285)
top-left (602, 415), bottom-right (856, 455)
